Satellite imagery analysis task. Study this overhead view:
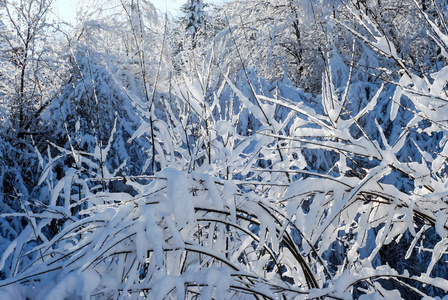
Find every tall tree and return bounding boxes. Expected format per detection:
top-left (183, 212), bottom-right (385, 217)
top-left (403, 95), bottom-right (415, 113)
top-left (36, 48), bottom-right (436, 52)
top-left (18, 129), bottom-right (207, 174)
top-left (183, 0), bottom-right (204, 47)
top-left (0, 0), bottom-right (62, 141)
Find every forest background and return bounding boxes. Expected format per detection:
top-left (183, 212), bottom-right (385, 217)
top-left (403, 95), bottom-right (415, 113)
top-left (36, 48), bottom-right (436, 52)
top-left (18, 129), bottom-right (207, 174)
top-left (1, 0), bottom-right (448, 299)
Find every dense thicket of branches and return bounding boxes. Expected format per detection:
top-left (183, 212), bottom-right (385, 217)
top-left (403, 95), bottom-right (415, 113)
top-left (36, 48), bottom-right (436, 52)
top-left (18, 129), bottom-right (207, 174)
top-left (1, 0), bottom-right (448, 299)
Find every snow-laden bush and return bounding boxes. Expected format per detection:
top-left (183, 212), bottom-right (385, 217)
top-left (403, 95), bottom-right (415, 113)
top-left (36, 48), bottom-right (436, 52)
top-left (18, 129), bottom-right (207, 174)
top-left (2, 0), bottom-right (448, 299)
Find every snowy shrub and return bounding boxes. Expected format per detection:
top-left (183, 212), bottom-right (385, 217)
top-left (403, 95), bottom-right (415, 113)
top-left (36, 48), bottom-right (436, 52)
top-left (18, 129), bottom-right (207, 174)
top-left (2, 0), bottom-right (448, 299)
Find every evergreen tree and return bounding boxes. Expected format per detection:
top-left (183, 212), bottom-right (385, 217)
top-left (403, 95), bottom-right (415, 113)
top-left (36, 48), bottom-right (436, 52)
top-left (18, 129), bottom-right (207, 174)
top-left (183, 0), bottom-right (204, 46)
